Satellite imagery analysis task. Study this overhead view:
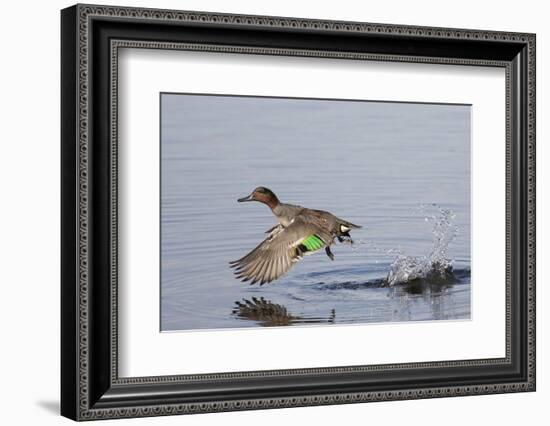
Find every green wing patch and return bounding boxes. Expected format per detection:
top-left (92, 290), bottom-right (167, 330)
top-left (301, 234), bottom-right (326, 252)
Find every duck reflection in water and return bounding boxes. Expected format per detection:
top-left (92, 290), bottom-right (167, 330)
top-left (232, 297), bottom-right (336, 327)
top-left (232, 270), bottom-right (464, 326)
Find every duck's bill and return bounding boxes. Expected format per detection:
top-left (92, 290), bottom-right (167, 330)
top-left (238, 194), bottom-right (254, 202)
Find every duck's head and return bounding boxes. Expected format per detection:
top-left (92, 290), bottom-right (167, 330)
top-left (238, 186), bottom-right (279, 209)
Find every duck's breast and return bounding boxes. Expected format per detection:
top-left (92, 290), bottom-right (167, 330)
top-left (274, 204), bottom-right (303, 227)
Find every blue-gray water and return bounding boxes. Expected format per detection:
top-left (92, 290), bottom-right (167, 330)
top-left (160, 94), bottom-right (471, 331)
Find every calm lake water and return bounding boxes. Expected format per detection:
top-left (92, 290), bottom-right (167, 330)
top-left (160, 94), bottom-right (471, 331)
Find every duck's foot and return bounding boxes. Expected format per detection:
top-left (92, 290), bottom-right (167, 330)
top-left (325, 246), bottom-right (335, 261)
top-left (338, 235), bottom-right (354, 245)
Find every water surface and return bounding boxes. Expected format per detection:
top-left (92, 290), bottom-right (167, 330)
top-left (160, 94), bottom-right (471, 331)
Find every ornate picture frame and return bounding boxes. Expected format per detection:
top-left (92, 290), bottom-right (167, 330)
top-left (61, 4), bottom-right (535, 420)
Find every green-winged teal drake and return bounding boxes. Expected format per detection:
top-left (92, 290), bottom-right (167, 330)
top-left (230, 187), bottom-right (361, 285)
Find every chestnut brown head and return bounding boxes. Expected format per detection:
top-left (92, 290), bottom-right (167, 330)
top-left (238, 187), bottom-right (280, 209)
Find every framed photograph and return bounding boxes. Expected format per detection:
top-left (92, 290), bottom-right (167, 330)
top-left (61, 4), bottom-right (536, 421)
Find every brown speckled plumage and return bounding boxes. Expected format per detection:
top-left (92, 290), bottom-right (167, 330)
top-left (230, 187), bottom-right (361, 285)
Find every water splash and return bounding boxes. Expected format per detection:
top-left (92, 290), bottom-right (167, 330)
top-left (385, 204), bottom-right (459, 287)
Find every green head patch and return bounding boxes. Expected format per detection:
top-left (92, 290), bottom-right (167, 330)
top-left (254, 186), bottom-right (276, 198)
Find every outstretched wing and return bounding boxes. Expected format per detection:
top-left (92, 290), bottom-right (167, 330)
top-left (230, 218), bottom-right (332, 285)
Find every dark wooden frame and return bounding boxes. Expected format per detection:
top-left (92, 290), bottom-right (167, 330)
top-left (61, 3), bottom-right (536, 421)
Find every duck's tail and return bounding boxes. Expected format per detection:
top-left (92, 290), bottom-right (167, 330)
top-left (337, 219), bottom-right (361, 236)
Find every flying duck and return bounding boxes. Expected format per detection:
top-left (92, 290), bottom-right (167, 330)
top-left (230, 187), bottom-right (361, 285)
